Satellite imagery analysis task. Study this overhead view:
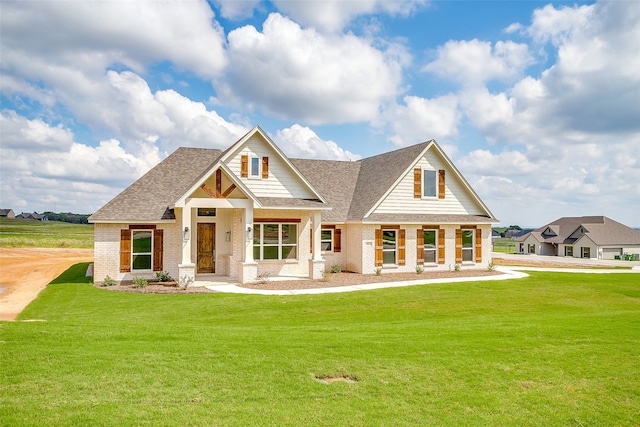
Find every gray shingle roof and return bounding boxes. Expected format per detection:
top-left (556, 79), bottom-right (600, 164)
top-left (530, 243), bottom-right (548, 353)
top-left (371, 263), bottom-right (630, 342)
top-left (89, 148), bottom-right (222, 222)
top-left (518, 216), bottom-right (640, 245)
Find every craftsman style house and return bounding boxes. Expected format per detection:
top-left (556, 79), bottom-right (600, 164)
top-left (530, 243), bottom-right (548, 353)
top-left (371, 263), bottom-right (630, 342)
top-left (89, 126), bottom-right (497, 285)
top-left (516, 216), bottom-right (640, 260)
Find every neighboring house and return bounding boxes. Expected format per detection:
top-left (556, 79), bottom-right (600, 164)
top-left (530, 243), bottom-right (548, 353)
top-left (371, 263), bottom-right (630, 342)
top-left (516, 216), bottom-right (640, 260)
top-left (89, 126), bottom-right (498, 285)
top-left (0, 209), bottom-right (15, 219)
top-left (16, 212), bottom-right (48, 221)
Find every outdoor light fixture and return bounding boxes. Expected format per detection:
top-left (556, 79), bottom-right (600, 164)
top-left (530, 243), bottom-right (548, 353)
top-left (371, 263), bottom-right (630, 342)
top-left (183, 226), bottom-right (190, 241)
top-left (246, 226), bottom-right (252, 239)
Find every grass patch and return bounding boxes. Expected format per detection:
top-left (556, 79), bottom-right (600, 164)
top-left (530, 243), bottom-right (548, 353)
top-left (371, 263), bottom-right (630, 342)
top-left (0, 218), bottom-right (93, 248)
top-left (1, 266), bottom-right (639, 426)
top-left (492, 238), bottom-right (516, 253)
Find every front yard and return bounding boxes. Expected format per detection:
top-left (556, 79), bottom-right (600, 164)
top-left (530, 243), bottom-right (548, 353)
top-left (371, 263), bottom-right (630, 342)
top-left (1, 264), bottom-right (638, 426)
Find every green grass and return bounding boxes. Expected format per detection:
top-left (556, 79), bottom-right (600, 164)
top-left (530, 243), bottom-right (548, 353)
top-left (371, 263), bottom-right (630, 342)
top-left (0, 218), bottom-right (93, 248)
top-left (1, 266), bottom-right (639, 426)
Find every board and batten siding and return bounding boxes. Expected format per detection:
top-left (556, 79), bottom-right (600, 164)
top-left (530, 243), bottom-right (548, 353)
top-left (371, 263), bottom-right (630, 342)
top-left (227, 135), bottom-right (316, 199)
top-left (373, 151), bottom-right (486, 216)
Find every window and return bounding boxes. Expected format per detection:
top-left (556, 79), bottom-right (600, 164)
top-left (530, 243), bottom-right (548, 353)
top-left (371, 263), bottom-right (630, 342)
top-left (382, 229), bottom-right (397, 265)
top-left (321, 229), bottom-right (333, 252)
top-left (423, 229), bottom-right (437, 263)
top-left (528, 243), bottom-right (535, 254)
top-left (197, 208), bottom-right (216, 217)
top-left (565, 246), bottom-right (573, 257)
top-left (462, 229), bottom-right (474, 262)
top-left (253, 223), bottom-right (298, 261)
top-left (132, 230), bottom-right (152, 270)
top-left (582, 247), bottom-right (590, 258)
top-left (422, 169), bottom-right (437, 198)
top-left (250, 156), bottom-right (260, 177)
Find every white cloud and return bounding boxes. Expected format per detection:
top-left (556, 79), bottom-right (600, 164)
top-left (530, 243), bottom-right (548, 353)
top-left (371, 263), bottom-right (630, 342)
top-left (0, 111), bottom-right (74, 151)
top-left (527, 3), bottom-right (595, 45)
top-left (213, 0), bottom-right (262, 20)
top-left (274, 124), bottom-right (361, 161)
top-left (272, 0), bottom-right (428, 32)
top-left (219, 13), bottom-right (403, 124)
top-left (0, 0), bottom-right (227, 81)
top-left (422, 39), bottom-right (534, 86)
top-left (381, 95), bottom-right (460, 147)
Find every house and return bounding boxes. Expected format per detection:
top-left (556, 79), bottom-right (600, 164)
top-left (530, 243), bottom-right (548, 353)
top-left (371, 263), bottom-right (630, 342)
top-left (89, 126), bottom-right (498, 285)
top-left (0, 209), bottom-right (15, 219)
top-left (516, 216), bottom-right (640, 260)
top-left (16, 212), bottom-right (48, 221)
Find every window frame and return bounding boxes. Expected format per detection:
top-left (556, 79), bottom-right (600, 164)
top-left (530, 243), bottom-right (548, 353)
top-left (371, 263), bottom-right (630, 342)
top-left (565, 245), bottom-right (573, 257)
top-left (249, 156), bottom-right (261, 178)
top-left (423, 229), bottom-right (437, 264)
top-left (422, 168), bottom-right (437, 198)
top-left (382, 229), bottom-right (398, 266)
top-left (582, 247), bottom-right (590, 258)
top-left (253, 223), bottom-right (298, 261)
top-left (528, 243), bottom-right (536, 254)
top-left (131, 229), bottom-right (153, 271)
top-left (321, 228), bottom-right (333, 252)
top-left (461, 229), bottom-right (474, 262)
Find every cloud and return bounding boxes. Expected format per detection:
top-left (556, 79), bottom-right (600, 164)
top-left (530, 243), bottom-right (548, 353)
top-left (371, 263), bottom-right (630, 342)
top-left (272, 0), bottom-right (428, 32)
top-left (422, 39), bottom-right (534, 86)
top-left (526, 3), bottom-right (595, 45)
top-left (218, 13), bottom-right (404, 124)
top-left (212, 0), bottom-right (262, 20)
top-left (0, 0), bottom-right (227, 82)
top-left (274, 124), bottom-right (361, 161)
top-left (380, 94), bottom-right (460, 147)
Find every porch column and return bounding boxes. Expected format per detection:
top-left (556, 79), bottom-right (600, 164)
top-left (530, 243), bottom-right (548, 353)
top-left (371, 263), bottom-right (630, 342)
top-left (309, 210), bottom-right (325, 279)
top-left (237, 205), bottom-right (257, 284)
top-left (178, 207), bottom-right (195, 287)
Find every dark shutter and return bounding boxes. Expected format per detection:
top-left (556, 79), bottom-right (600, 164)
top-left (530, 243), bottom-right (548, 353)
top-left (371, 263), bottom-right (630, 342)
top-left (414, 168), bottom-right (421, 198)
top-left (475, 228), bottom-right (482, 263)
top-left (375, 228), bottom-right (383, 267)
top-left (438, 169), bottom-right (445, 199)
top-left (438, 228), bottom-right (445, 265)
top-left (334, 228), bottom-right (342, 253)
top-left (241, 155), bottom-right (248, 178)
top-left (398, 229), bottom-right (406, 266)
top-left (262, 157), bottom-right (269, 179)
top-left (416, 229), bottom-right (424, 264)
top-left (455, 229), bottom-right (462, 264)
top-left (120, 229), bottom-right (131, 273)
top-left (153, 229), bottom-right (163, 272)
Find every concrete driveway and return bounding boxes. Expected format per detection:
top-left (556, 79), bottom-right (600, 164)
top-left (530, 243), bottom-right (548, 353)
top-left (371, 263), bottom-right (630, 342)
top-left (492, 252), bottom-right (640, 268)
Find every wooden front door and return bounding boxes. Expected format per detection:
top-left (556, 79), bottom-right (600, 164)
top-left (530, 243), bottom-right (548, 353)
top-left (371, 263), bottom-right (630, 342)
top-left (197, 223), bottom-right (215, 274)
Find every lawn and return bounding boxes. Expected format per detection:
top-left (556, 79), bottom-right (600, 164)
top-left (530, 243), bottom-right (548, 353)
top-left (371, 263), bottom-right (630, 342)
top-left (1, 265), bottom-right (639, 426)
top-left (0, 218), bottom-right (93, 248)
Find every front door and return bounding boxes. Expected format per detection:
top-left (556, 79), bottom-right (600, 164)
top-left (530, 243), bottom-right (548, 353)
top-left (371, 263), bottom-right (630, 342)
top-left (197, 223), bottom-right (215, 273)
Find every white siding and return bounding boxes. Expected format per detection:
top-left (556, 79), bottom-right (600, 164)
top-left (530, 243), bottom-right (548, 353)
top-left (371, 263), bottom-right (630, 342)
top-left (374, 150), bottom-right (486, 216)
top-left (227, 134), bottom-right (316, 199)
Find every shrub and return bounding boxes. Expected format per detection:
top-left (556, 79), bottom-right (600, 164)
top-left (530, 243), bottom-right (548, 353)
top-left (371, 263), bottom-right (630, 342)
top-left (454, 264), bottom-right (461, 272)
top-left (101, 275), bottom-right (117, 287)
top-left (132, 277), bottom-right (148, 288)
top-left (330, 265), bottom-right (342, 273)
top-left (415, 265), bottom-right (424, 274)
top-left (488, 262), bottom-right (496, 271)
top-left (155, 271), bottom-right (173, 282)
top-left (375, 267), bottom-right (382, 276)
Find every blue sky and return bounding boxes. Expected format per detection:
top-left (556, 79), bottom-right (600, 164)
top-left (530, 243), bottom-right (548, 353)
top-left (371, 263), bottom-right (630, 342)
top-left (1, 0), bottom-right (639, 227)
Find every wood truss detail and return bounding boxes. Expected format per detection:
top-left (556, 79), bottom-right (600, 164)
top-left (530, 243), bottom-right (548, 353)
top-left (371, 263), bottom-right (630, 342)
top-left (200, 169), bottom-right (237, 199)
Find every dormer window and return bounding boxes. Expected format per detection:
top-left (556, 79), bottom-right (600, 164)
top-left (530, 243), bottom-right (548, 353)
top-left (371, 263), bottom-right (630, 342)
top-left (250, 156), bottom-right (260, 177)
top-left (241, 155), bottom-right (269, 179)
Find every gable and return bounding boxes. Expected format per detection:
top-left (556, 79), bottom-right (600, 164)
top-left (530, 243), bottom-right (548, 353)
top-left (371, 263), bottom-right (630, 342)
top-left (371, 144), bottom-right (492, 218)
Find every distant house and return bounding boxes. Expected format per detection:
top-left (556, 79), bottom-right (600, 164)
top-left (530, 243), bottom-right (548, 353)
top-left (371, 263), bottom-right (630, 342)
top-left (89, 126), bottom-right (498, 285)
top-left (16, 212), bottom-right (48, 221)
top-left (0, 209), bottom-right (15, 219)
top-left (516, 216), bottom-right (640, 260)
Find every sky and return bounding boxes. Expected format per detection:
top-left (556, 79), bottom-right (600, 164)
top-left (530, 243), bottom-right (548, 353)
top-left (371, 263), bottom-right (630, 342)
top-left (1, 0), bottom-right (639, 228)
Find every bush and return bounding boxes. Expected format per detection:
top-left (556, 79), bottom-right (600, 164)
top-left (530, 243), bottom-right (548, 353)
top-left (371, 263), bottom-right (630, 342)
top-left (155, 271), bottom-right (173, 282)
top-left (101, 275), bottom-right (117, 287)
top-left (375, 267), bottom-right (382, 276)
top-left (415, 265), bottom-right (424, 274)
top-left (330, 265), bottom-right (342, 273)
top-left (454, 264), bottom-right (461, 272)
top-left (132, 277), bottom-right (148, 288)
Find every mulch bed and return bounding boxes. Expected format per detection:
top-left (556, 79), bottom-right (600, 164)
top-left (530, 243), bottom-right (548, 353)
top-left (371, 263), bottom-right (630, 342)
top-left (95, 269), bottom-right (503, 294)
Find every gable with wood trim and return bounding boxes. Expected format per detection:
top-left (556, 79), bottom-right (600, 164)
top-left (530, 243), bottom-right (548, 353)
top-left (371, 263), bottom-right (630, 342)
top-left (89, 126), bottom-right (497, 285)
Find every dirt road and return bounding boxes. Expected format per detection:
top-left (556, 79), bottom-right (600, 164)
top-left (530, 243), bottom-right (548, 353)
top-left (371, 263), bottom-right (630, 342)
top-left (0, 247), bottom-right (93, 321)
